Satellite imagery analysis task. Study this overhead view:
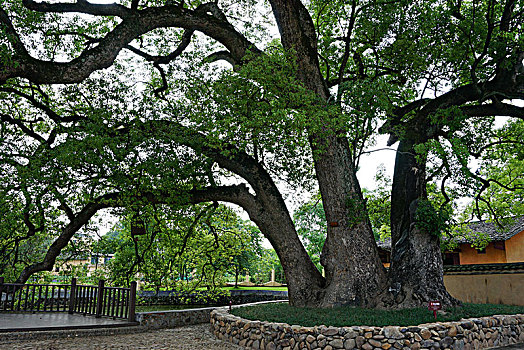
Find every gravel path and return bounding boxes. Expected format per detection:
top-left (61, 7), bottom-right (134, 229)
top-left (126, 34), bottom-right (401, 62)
top-left (0, 324), bottom-right (244, 350)
top-left (2, 325), bottom-right (523, 350)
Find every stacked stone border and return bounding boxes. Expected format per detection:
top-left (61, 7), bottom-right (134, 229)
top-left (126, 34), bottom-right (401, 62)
top-left (211, 307), bottom-right (524, 350)
top-left (136, 306), bottom-right (218, 329)
top-left (136, 300), bottom-right (287, 330)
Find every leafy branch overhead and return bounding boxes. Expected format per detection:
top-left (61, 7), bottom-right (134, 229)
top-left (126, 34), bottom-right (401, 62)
top-left (0, 0), bottom-right (523, 309)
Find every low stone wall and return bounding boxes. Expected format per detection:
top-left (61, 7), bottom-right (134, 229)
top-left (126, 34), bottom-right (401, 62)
top-left (136, 306), bottom-right (218, 329)
top-left (211, 308), bottom-right (524, 350)
top-left (136, 301), bottom-right (286, 329)
top-left (229, 290), bottom-right (289, 304)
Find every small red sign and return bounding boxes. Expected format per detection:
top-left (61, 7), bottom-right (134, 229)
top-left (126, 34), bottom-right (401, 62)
top-left (428, 301), bottom-right (442, 320)
top-left (428, 301), bottom-right (442, 311)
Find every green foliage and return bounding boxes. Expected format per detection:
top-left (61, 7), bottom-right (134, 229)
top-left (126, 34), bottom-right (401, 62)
top-left (293, 193), bottom-right (325, 271)
top-left (423, 118), bottom-right (523, 252)
top-left (232, 302), bottom-right (524, 327)
top-left (104, 205), bottom-right (263, 291)
top-left (443, 222), bottom-right (490, 252)
top-left (136, 289), bottom-right (230, 306)
top-left (412, 114), bottom-right (523, 251)
top-left (222, 286), bottom-right (288, 291)
top-left (167, 45), bottom-right (322, 190)
top-left (362, 165), bottom-right (392, 240)
top-left (465, 121), bottom-right (524, 220)
top-left (0, 0), bottom-right (522, 303)
top-left (414, 199), bottom-right (452, 238)
top-left (0, 187), bottom-right (58, 281)
top-left (136, 304), bottom-right (208, 312)
top-left (244, 247), bottom-right (285, 284)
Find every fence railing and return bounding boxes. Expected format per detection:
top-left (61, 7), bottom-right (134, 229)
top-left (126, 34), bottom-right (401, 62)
top-left (0, 277), bottom-right (136, 322)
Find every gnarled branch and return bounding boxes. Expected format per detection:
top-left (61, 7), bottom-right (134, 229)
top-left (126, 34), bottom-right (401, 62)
top-left (2, 3), bottom-right (261, 84)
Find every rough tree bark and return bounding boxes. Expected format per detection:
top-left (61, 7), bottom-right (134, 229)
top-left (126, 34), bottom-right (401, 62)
top-left (269, 0), bottom-right (387, 307)
top-left (315, 135), bottom-right (387, 307)
top-left (384, 139), bottom-right (459, 308)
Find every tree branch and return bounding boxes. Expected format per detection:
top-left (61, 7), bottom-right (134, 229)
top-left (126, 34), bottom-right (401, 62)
top-left (125, 29), bottom-right (194, 65)
top-left (500, 0), bottom-right (516, 32)
top-left (461, 102), bottom-right (524, 119)
top-left (205, 50), bottom-right (236, 66)
top-left (134, 119), bottom-right (278, 198)
top-left (15, 183), bottom-right (261, 283)
top-left (0, 113), bottom-right (47, 144)
top-left (470, 140), bottom-right (524, 158)
top-left (152, 63), bottom-right (168, 97)
top-left (336, 0), bottom-right (357, 104)
top-left (16, 192), bottom-right (120, 283)
top-left (268, 0), bottom-right (329, 98)
top-left (2, 4), bottom-right (261, 84)
top-left (0, 87), bottom-right (82, 124)
top-left (22, 0), bottom-right (132, 18)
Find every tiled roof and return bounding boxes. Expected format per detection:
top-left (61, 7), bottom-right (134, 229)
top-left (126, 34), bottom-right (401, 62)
top-left (455, 216), bottom-right (524, 243)
top-left (444, 262), bottom-right (524, 274)
top-left (374, 216), bottom-right (524, 249)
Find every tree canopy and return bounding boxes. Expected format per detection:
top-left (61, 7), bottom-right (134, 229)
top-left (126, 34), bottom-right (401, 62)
top-left (0, 0), bottom-right (523, 308)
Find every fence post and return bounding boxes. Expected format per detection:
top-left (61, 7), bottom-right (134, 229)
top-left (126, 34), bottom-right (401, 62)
top-left (96, 279), bottom-right (105, 318)
top-left (128, 281), bottom-right (137, 322)
top-left (0, 277), bottom-right (4, 311)
top-left (68, 278), bottom-right (77, 314)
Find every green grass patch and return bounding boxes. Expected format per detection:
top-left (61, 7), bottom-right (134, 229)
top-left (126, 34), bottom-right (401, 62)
top-left (222, 286), bottom-right (288, 292)
top-left (136, 304), bottom-right (209, 312)
top-left (231, 302), bottom-right (524, 327)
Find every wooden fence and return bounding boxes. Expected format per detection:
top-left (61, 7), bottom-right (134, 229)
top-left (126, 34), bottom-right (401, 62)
top-left (0, 277), bottom-right (136, 322)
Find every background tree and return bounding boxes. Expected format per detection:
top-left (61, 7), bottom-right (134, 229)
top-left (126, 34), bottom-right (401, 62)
top-left (104, 205), bottom-right (261, 291)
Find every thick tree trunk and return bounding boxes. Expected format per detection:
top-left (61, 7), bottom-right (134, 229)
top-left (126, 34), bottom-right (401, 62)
top-left (241, 133), bottom-right (387, 307)
top-left (250, 135), bottom-right (387, 308)
top-left (315, 134), bottom-right (387, 307)
top-left (384, 140), bottom-right (459, 308)
top-left (268, 0), bottom-right (387, 307)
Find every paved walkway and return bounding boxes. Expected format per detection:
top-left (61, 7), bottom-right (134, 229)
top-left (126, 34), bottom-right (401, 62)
top-left (492, 345), bottom-right (524, 349)
top-left (0, 323), bottom-right (242, 349)
top-left (0, 313), bottom-right (133, 331)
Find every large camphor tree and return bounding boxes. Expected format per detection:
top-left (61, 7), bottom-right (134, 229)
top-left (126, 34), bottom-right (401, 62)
top-left (0, 0), bottom-right (522, 308)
